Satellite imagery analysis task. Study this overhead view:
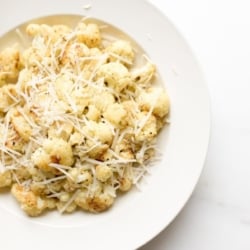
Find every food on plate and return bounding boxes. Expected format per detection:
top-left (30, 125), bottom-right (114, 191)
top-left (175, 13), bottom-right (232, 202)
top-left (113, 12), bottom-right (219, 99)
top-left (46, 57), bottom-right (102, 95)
top-left (0, 18), bottom-right (170, 216)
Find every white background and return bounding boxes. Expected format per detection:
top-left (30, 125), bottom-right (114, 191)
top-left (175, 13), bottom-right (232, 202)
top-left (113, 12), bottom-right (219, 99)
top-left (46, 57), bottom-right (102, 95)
top-left (142, 0), bottom-right (250, 249)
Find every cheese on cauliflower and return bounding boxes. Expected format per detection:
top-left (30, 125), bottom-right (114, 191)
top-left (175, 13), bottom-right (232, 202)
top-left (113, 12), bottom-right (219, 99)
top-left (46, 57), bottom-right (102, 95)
top-left (105, 40), bottom-right (134, 65)
top-left (0, 19), bottom-right (170, 216)
top-left (95, 62), bottom-right (131, 92)
top-left (137, 87), bottom-right (170, 117)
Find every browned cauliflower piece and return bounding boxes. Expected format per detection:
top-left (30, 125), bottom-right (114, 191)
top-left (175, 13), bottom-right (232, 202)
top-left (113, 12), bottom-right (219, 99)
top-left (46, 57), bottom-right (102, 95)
top-left (11, 184), bottom-right (47, 216)
top-left (0, 47), bottom-right (20, 85)
top-left (0, 171), bottom-right (12, 188)
top-left (31, 138), bottom-right (74, 172)
top-left (75, 190), bottom-right (114, 213)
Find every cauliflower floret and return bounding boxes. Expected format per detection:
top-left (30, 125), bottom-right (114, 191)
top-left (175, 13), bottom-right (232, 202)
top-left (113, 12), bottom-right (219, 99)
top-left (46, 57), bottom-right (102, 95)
top-left (116, 139), bottom-right (134, 160)
top-left (103, 103), bottom-right (127, 127)
top-left (76, 22), bottom-right (101, 48)
top-left (0, 170), bottom-right (12, 188)
top-left (43, 138), bottom-right (74, 166)
top-left (52, 25), bottom-right (71, 41)
top-left (137, 87), bottom-right (170, 117)
top-left (135, 112), bottom-right (157, 142)
top-left (131, 62), bottom-right (156, 84)
top-left (152, 91), bottom-right (170, 118)
top-left (84, 121), bottom-right (113, 145)
top-left (31, 148), bottom-right (51, 172)
top-left (28, 167), bottom-right (45, 181)
top-left (5, 131), bottom-right (25, 152)
top-left (78, 170), bottom-right (93, 185)
top-left (67, 168), bottom-right (92, 185)
top-left (59, 193), bottom-right (70, 202)
top-left (99, 150), bottom-right (113, 161)
top-left (0, 84), bottom-right (18, 112)
top-left (88, 193), bottom-right (114, 212)
top-left (46, 198), bottom-right (57, 210)
top-left (54, 74), bottom-right (73, 100)
top-left (96, 165), bottom-right (112, 182)
top-left (63, 181), bottom-right (79, 193)
top-left (61, 42), bottom-right (90, 66)
top-left (26, 24), bottom-right (51, 37)
top-left (67, 168), bottom-right (80, 184)
top-left (121, 100), bottom-right (140, 126)
top-left (95, 62), bottom-right (131, 92)
top-left (32, 138), bottom-right (74, 172)
top-left (10, 109), bottom-right (32, 141)
top-left (69, 131), bottom-right (84, 146)
top-left (118, 177), bottom-right (132, 192)
top-left (21, 47), bottom-right (43, 68)
top-left (16, 68), bottom-right (33, 91)
top-left (105, 40), bottom-right (134, 65)
top-left (93, 122), bottom-right (114, 145)
top-left (74, 191), bottom-right (90, 211)
top-left (48, 122), bottom-right (73, 141)
top-left (86, 141), bottom-right (109, 159)
top-left (75, 190), bottom-right (114, 213)
top-left (0, 47), bottom-right (20, 85)
top-left (26, 24), bottom-right (70, 42)
top-left (92, 91), bottom-right (115, 111)
top-left (30, 182), bottom-right (46, 196)
top-left (46, 180), bottom-right (64, 194)
top-left (15, 166), bottom-right (31, 181)
top-left (72, 91), bottom-right (90, 114)
top-left (86, 104), bottom-right (100, 121)
top-left (11, 184), bottom-right (47, 216)
top-left (54, 74), bottom-right (85, 113)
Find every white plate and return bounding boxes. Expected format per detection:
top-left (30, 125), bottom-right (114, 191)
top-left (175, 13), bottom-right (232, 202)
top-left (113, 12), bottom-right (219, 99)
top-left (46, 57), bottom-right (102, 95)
top-left (0, 0), bottom-right (210, 249)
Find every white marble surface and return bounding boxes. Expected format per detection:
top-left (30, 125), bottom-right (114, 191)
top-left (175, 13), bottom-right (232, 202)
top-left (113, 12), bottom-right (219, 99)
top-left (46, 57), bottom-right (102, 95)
top-left (141, 0), bottom-right (250, 249)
